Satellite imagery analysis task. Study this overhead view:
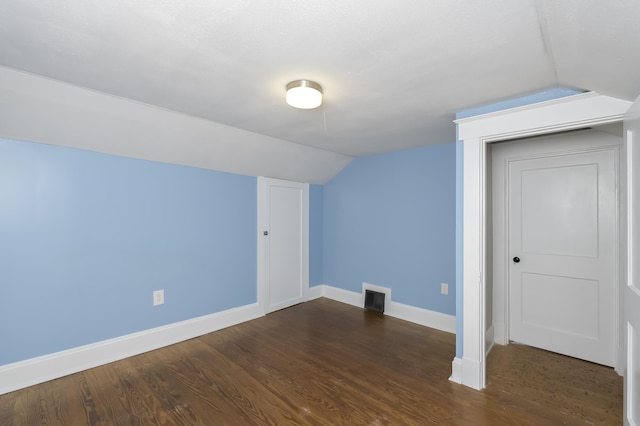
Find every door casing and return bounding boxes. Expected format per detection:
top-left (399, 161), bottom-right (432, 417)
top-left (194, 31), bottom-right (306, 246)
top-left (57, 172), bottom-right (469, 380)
top-left (455, 92), bottom-right (632, 390)
top-left (623, 99), bottom-right (640, 425)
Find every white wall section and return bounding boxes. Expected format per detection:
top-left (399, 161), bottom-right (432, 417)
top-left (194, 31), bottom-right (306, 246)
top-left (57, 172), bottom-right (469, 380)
top-left (0, 66), bottom-right (353, 184)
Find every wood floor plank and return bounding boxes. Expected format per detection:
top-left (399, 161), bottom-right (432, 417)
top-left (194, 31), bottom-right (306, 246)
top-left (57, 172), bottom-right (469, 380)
top-left (163, 339), bottom-right (311, 425)
top-left (33, 373), bottom-right (85, 426)
top-left (485, 342), bottom-right (623, 424)
top-left (132, 345), bottom-right (253, 425)
top-left (0, 298), bottom-right (622, 425)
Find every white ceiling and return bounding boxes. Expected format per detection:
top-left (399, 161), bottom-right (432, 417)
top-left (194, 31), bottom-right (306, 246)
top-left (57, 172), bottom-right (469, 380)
top-left (0, 0), bottom-right (639, 160)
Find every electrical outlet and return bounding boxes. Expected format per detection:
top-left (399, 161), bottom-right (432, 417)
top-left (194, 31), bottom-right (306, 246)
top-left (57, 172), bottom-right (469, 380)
top-left (440, 283), bottom-right (448, 295)
top-left (153, 289), bottom-right (164, 306)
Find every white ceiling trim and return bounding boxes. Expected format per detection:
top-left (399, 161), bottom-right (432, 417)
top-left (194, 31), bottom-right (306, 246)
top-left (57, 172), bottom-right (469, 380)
top-left (455, 91), bottom-right (632, 140)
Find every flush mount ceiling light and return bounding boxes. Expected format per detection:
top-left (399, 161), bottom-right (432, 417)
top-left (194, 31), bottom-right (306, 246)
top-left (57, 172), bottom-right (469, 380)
top-left (286, 80), bottom-right (323, 109)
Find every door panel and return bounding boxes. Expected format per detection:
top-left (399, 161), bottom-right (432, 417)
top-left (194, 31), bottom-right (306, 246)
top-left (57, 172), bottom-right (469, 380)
top-left (269, 185), bottom-right (303, 307)
top-left (521, 273), bottom-right (599, 339)
top-left (509, 145), bottom-right (617, 366)
top-left (521, 164), bottom-right (598, 257)
top-left (258, 177), bottom-right (309, 314)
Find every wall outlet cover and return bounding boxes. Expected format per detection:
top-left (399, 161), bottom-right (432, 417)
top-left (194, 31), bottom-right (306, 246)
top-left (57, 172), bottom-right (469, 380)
top-left (153, 289), bottom-right (164, 306)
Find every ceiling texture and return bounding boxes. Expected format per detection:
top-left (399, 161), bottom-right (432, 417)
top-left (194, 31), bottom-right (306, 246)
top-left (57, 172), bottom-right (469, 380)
top-left (1, 0), bottom-right (639, 176)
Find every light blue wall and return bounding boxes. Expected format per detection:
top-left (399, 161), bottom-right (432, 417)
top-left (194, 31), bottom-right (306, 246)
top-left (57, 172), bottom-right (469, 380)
top-left (309, 184), bottom-right (324, 286)
top-left (0, 87), bottom-right (589, 368)
top-left (323, 143), bottom-right (456, 314)
top-left (0, 138), bottom-right (257, 365)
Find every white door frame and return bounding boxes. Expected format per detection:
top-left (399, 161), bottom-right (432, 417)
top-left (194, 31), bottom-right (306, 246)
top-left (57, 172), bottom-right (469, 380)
top-left (623, 97), bottom-right (640, 425)
top-left (455, 92), bottom-right (632, 390)
top-left (257, 177), bottom-right (309, 314)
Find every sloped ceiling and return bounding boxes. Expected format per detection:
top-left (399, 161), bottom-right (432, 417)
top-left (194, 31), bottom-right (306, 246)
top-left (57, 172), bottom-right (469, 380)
top-left (0, 0), bottom-right (639, 181)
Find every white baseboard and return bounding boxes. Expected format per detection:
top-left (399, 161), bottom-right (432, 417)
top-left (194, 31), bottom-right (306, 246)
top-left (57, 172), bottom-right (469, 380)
top-left (461, 356), bottom-right (483, 390)
top-left (321, 284), bottom-right (363, 307)
top-left (449, 357), bottom-right (463, 383)
top-left (0, 303), bottom-right (263, 395)
top-left (307, 285), bottom-right (324, 300)
top-left (311, 284), bottom-right (456, 334)
top-left (386, 300), bottom-right (456, 334)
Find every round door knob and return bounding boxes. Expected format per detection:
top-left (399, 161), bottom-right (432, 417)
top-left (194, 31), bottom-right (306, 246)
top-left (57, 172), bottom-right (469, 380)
top-left (513, 257), bottom-right (520, 263)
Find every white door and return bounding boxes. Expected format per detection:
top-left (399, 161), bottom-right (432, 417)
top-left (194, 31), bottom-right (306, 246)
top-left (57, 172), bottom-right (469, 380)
top-left (258, 177), bottom-right (309, 314)
top-left (623, 98), bottom-right (640, 425)
top-left (497, 130), bottom-right (620, 366)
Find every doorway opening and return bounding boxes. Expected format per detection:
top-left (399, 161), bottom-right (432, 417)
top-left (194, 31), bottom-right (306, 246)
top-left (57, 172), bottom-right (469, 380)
top-left (487, 126), bottom-right (623, 368)
top-left (455, 92), bottom-right (631, 390)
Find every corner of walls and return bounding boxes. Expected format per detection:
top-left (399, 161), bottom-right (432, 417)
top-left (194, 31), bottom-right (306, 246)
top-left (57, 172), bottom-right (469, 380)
top-left (310, 284), bottom-right (456, 334)
top-left (321, 143), bottom-right (457, 317)
top-left (309, 184), bottom-right (325, 286)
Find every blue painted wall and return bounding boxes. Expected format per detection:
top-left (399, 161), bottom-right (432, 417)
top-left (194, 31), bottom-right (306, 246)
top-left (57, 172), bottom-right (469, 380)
top-left (0, 88), bottom-right (590, 369)
top-left (0, 138), bottom-right (257, 365)
top-left (309, 184), bottom-right (325, 286)
top-left (323, 143), bottom-right (456, 314)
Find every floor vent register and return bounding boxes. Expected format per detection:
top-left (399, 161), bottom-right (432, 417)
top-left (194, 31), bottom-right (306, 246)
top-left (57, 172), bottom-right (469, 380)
top-left (364, 290), bottom-right (385, 313)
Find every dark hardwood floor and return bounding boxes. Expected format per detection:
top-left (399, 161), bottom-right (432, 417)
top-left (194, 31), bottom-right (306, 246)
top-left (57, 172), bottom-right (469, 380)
top-left (0, 298), bottom-right (622, 425)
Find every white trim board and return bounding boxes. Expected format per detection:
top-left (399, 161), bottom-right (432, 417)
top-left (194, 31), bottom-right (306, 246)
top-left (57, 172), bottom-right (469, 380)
top-left (309, 284), bottom-right (456, 334)
top-left (455, 91), bottom-right (632, 391)
top-left (0, 303), bottom-right (264, 395)
top-left (449, 357), bottom-right (463, 384)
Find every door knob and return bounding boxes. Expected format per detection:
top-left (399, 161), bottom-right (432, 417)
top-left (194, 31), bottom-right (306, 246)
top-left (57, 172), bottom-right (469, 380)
top-left (513, 256), bottom-right (520, 263)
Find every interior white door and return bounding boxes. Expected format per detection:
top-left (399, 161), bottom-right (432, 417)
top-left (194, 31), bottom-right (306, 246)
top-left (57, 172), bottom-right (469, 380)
top-left (623, 99), bottom-right (640, 425)
top-left (259, 177), bottom-right (309, 314)
top-left (507, 138), bottom-right (618, 366)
